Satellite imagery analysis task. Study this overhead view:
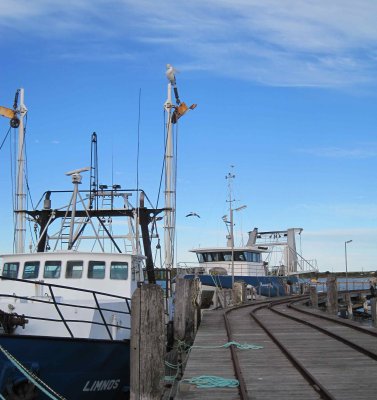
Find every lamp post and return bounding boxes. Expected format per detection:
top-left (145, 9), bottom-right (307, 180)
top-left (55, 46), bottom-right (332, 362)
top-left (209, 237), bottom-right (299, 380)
top-left (344, 240), bottom-right (352, 295)
top-left (344, 240), bottom-right (353, 319)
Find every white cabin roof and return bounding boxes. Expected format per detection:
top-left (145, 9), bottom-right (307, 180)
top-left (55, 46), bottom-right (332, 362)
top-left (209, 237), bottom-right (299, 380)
top-left (190, 246), bottom-right (265, 253)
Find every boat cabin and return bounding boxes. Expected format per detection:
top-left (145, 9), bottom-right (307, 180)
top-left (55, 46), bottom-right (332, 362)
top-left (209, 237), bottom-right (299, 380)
top-left (190, 246), bottom-right (267, 276)
top-left (0, 251), bottom-right (145, 339)
top-left (0, 251), bottom-right (144, 300)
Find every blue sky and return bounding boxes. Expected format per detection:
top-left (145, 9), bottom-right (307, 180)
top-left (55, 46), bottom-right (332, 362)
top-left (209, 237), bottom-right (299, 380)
top-left (1, 0), bottom-right (377, 272)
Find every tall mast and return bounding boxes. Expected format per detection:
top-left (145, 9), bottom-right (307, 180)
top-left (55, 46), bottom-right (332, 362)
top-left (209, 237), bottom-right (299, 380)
top-left (164, 82), bottom-right (175, 269)
top-left (226, 168), bottom-right (235, 288)
top-left (163, 64), bottom-right (196, 270)
top-left (15, 88), bottom-right (28, 254)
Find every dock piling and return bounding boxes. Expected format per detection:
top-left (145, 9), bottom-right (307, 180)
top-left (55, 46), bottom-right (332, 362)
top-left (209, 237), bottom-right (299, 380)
top-left (130, 284), bottom-right (165, 400)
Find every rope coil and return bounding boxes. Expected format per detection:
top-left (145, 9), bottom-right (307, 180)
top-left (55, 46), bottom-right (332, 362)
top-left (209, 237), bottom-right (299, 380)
top-left (182, 375), bottom-right (239, 388)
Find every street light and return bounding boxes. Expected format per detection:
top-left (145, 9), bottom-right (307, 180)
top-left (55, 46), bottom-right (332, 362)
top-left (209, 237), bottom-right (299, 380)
top-left (344, 239), bottom-right (353, 319)
top-left (344, 240), bottom-right (352, 296)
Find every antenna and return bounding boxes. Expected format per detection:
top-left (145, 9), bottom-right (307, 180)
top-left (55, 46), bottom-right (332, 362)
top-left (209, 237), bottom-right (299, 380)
top-left (65, 167), bottom-right (90, 185)
top-left (65, 167), bottom-right (90, 176)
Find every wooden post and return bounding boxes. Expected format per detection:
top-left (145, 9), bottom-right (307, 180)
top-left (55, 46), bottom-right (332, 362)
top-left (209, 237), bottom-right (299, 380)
top-left (174, 277), bottom-right (200, 342)
top-left (371, 298), bottom-right (377, 327)
top-left (130, 284), bottom-right (165, 400)
top-left (326, 274), bottom-right (338, 315)
top-left (233, 281), bottom-right (244, 305)
top-left (309, 285), bottom-right (318, 308)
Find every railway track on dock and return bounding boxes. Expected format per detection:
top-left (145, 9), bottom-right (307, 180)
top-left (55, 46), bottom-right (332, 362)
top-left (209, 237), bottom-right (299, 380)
top-left (178, 296), bottom-right (377, 399)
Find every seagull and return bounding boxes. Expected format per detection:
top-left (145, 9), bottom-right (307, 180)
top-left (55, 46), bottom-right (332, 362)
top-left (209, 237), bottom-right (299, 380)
top-left (186, 212), bottom-right (200, 218)
top-left (166, 64), bottom-right (177, 85)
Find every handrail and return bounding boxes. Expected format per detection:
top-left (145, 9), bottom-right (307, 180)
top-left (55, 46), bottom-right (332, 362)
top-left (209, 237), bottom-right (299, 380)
top-left (0, 277), bottom-right (132, 339)
top-left (48, 285), bottom-right (74, 338)
top-left (0, 276), bottom-right (132, 300)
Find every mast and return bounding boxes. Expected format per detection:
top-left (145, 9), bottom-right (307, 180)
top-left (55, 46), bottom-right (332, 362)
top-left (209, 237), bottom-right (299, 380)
top-left (15, 88), bottom-right (28, 254)
top-left (226, 168), bottom-right (235, 288)
top-left (163, 82), bottom-right (175, 269)
top-left (163, 64), bottom-right (196, 271)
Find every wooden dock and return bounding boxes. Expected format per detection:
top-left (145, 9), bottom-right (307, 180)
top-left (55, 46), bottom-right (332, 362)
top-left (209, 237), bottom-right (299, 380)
top-left (176, 309), bottom-right (239, 400)
top-left (176, 297), bottom-right (377, 400)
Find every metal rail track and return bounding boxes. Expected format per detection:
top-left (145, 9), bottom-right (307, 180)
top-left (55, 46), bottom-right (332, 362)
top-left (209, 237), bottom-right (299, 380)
top-left (223, 295), bottom-right (377, 400)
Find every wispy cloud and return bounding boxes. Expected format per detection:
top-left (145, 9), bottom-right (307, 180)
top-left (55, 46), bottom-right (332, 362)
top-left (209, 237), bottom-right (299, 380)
top-left (1, 1), bottom-right (377, 87)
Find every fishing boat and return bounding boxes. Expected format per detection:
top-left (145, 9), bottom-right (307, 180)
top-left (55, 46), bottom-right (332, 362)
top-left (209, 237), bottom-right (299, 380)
top-left (178, 173), bottom-right (318, 298)
top-left (0, 66), bottom-right (192, 400)
top-left (0, 155), bottom-right (163, 399)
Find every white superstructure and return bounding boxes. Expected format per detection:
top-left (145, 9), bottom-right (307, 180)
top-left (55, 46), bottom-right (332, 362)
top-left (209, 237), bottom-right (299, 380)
top-left (0, 251), bottom-right (144, 340)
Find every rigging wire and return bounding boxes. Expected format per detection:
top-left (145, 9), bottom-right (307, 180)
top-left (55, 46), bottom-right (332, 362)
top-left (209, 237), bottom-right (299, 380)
top-left (136, 88), bottom-right (141, 254)
top-left (0, 126), bottom-right (11, 151)
top-left (155, 109), bottom-right (168, 209)
top-left (10, 127), bottom-right (16, 251)
top-left (172, 121), bottom-right (179, 269)
top-left (23, 114), bottom-right (37, 250)
top-left (149, 108), bottom-right (169, 267)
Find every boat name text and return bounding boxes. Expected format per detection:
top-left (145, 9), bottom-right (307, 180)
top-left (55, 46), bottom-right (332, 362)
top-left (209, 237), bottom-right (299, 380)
top-left (83, 379), bottom-right (120, 392)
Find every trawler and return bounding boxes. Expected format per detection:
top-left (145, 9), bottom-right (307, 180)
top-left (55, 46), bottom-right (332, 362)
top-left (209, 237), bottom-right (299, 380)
top-left (0, 64), bottom-right (194, 400)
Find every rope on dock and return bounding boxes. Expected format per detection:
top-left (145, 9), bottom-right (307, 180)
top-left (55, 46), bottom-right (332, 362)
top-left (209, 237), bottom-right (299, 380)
top-left (177, 339), bottom-right (264, 351)
top-left (164, 341), bottom-right (263, 385)
top-left (0, 344), bottom-right (66, 400)
top-left (191, 341), bottom-right (263, 350)
top-left (181, 375), bottom-right (239, 388)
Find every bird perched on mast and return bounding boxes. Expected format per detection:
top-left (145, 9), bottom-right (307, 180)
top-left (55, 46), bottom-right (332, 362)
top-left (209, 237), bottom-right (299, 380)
top-left (166, 64), bottom-right (177, 86)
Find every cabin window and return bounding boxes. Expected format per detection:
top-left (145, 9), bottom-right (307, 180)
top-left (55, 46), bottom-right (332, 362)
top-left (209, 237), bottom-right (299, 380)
top-left (2, 262), bottom-right (19, 278)
top-left (22, 262), bottom-right (40, 279)
top-left (43, 261), bottom-right (62, 279)
top-left (245, 252), bottom-right (261, 262)
top-left (66, 261), bottom-right (83, 279)
top-left (110, 262), bottom-right (128, 280)
top-left (233, 252), bottom-right (245, 261)
top-left (203, 253), bottom-right (214, 262)
top-left (197, 253), bottom-right (205, 263)
top-left (223, 252), bottom-right (232, 261)
top-left (88, 261), bottom-right (106, 279)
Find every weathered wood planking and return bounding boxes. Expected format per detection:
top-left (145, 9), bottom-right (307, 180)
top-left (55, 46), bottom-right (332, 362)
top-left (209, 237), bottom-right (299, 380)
top-left (177, 300), bottom-right (377, 400)
top-left (176, 309), bottom-right (239, 399)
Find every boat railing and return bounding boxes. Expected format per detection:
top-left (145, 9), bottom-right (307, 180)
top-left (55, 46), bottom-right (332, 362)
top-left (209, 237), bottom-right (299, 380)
top-left (310, 279), bottom-right (371, 293)
top-left (0, 276), bottom-right (131, 340)
top-left (176, 262), bottom-right (267, 276)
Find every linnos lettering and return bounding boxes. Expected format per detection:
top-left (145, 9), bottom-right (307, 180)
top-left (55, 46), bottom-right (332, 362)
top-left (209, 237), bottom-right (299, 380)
top-left (83, 379), bottom-right (120, 392)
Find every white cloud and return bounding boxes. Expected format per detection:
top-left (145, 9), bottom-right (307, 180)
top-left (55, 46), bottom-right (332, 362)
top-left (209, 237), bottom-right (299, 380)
top-left (1, 1), bottom-right (377, 87)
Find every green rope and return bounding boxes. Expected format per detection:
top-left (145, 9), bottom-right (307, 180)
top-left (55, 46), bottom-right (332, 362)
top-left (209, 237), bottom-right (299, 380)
top-left (0, 345), bottom-right (66, 400)
top-left (177, 339), bottom-right (263, 351)
top-left (164, 341), bottom-right (263, 385)
top-left (192, 341), bottom-right (263, 350)
top-left (182, 375), bottom-right (239, 388)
